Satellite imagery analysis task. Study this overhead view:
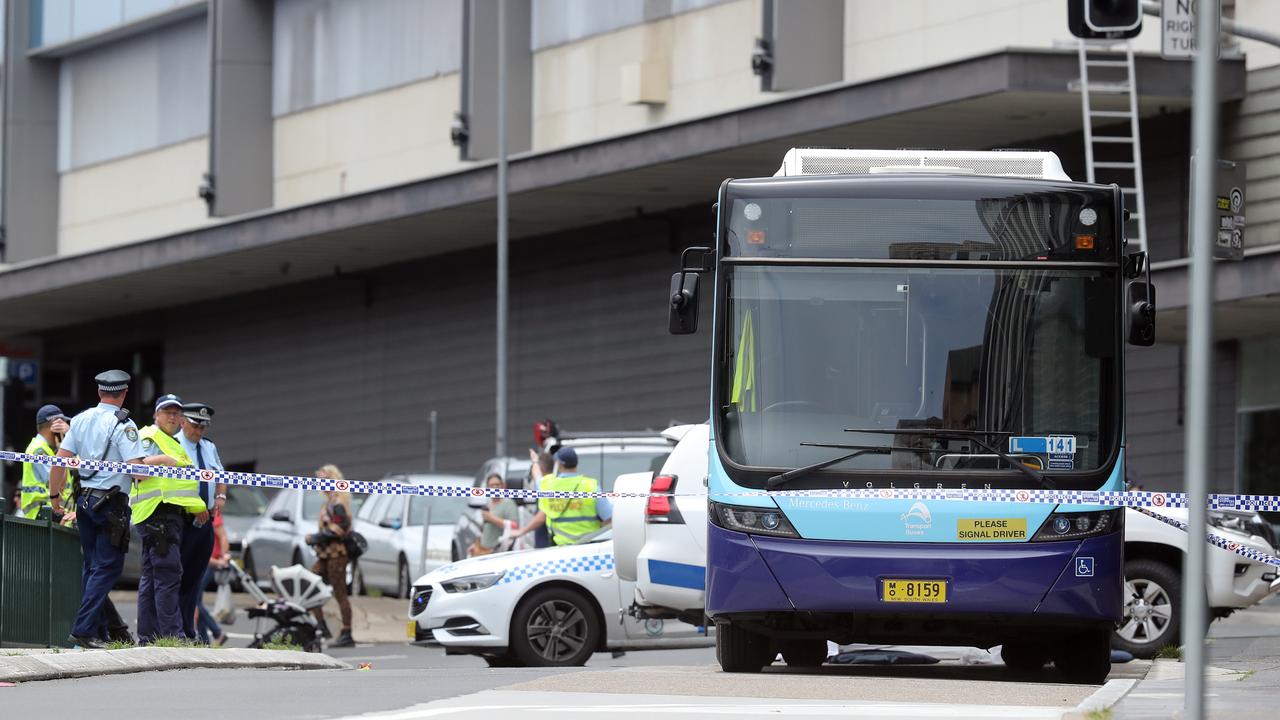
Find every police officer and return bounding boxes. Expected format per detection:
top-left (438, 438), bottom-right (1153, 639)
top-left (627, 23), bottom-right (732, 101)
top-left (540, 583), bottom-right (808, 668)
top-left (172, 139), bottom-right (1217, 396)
top-left (132, 393), bottom-right (207, 643)
top-left (175, 402), bottom-right (226, 641)
top-left (49, 370), bottom-right (177, 648)
top-left (514, 447), bottom-right (613, 545)
top-left (18, 405), bottom-right (70, 519)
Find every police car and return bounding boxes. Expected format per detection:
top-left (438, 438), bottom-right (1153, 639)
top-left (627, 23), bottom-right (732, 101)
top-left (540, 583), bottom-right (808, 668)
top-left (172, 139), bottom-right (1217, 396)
top-left (406, 526), bottom-right (713, 666)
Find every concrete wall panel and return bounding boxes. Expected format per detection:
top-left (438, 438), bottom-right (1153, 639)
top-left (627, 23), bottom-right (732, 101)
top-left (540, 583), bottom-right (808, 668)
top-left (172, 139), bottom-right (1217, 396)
top-left (57, 137), bottom-right (213, 255)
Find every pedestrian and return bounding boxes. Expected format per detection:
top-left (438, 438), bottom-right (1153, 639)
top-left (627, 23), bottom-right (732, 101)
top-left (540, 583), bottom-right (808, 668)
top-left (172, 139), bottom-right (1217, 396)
top-left (309, 465), bottom-right (355, 648)
top-left (176, 402), bottom-right (227, 640)
top-left (514, 447), bottom-right (611, 546)
top-left (195, 510), bottom-right (231, 646)
top-left (18, 404), bottom-right (70, 519)
top-left (48, 370), bottom-right (177, 648)
top-left (132, 393), bottom-right (208, 644)
top-left (469, 473), bottom-right (519, 556)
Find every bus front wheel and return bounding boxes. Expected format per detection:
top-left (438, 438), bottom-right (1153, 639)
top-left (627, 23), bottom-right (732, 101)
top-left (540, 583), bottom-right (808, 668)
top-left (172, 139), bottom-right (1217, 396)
top-left (1052, 629), bottom-right (1111, 684)
top-left (715, 620), bottom-right (773, 673)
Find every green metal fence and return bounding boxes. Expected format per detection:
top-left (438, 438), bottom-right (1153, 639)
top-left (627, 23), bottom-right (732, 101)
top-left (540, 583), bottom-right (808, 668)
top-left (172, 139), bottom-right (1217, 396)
top-left (0, 513), bottom-right (83, 647)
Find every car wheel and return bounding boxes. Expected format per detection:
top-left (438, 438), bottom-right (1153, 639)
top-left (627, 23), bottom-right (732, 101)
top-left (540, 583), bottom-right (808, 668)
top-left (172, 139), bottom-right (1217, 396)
top-left (780, 639), bottom-right (828, 668)
top-left (1112, 558), bottom-right (1180, 658)
top-left (1052, 628), bottom-right (1111, 684)
top-left (397, 557), bottom-right (411, 600)
top-left (292, 548), bottom-right (304, 568)
top-left (510, 587), bottom-right (600, 667)
top-left (715, 619), bottom-right (773, 673)
top-left (1000, 642), bottom-right (1050, 672)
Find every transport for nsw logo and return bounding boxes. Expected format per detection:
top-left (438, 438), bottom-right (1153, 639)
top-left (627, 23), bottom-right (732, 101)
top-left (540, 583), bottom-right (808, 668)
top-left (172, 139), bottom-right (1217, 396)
top-left (901, 502), bottom-right (933, 536)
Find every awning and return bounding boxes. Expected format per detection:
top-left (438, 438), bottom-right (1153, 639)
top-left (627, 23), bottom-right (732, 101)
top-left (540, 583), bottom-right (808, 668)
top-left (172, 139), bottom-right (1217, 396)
top-left (0, 49), bottom-right (1244, 337)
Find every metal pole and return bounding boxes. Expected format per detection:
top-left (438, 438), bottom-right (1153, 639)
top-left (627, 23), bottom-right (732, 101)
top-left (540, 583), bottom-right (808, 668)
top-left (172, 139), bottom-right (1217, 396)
top-left (1183, 2), bottom-right (1220, 718)
top-left (429, 410), bottom-right (438, 473)
top-left (495, 0), bottom-right (509, 459)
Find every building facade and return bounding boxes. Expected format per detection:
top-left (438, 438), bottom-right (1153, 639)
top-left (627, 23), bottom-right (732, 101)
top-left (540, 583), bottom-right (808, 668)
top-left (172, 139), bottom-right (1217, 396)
top-left (0, 0), bottom-right (1277, 501)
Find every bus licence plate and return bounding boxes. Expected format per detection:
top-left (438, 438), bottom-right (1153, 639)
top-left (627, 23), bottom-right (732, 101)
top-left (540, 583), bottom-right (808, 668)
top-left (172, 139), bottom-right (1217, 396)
top-left (881, 579), bottom-right (948, 603)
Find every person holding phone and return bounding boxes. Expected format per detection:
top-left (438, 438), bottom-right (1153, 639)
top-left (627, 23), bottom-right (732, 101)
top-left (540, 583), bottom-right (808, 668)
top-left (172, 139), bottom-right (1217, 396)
top-left (18, 405), bottom-right (71, 519)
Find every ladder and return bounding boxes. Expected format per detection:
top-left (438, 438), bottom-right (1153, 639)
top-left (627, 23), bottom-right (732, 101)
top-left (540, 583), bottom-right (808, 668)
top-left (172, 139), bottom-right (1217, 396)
top-left (1076, 39), bottom-right (1148, 253)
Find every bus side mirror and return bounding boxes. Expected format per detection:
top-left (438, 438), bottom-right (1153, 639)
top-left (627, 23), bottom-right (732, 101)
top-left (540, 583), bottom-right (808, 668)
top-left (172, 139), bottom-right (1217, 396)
top-left (1126, 281), bottom-right (1156, 346)
top-left (669, 272), bottom-right (701, 335)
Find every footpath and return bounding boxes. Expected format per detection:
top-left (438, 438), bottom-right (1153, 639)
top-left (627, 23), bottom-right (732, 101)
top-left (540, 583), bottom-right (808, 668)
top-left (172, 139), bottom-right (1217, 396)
top-left (1113, 593), bottom-right (1280, 719)
top-left (0, 646), bottom-right (346, 683)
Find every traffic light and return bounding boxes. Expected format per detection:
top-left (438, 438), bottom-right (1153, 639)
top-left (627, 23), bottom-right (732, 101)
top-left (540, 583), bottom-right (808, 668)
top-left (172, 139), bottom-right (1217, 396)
top-left (1068, 0), bottom-right (1143, 39)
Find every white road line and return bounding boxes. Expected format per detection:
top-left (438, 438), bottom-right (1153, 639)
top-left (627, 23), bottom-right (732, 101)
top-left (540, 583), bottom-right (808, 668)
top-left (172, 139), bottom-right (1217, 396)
top-left (334, 691), bottom-right (1077, 720)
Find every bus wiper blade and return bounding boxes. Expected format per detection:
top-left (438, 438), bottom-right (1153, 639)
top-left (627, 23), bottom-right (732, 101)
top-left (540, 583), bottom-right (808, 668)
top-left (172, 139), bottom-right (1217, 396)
top-left (766, 444), bottom-right (891, 490)
top-left (843, 428), bottom-right (1055, 490)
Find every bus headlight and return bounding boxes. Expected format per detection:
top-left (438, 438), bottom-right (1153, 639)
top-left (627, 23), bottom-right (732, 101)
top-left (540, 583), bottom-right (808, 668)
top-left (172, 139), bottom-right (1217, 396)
top-left (1031, 509), bottom-right (1123, 542)
top-left (710, 501), bottom-right (799, 538)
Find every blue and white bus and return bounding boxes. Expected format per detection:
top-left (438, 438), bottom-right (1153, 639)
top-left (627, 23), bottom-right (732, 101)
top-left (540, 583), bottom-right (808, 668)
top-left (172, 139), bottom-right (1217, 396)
top-left (666, 149), bottom-right (1155, 683)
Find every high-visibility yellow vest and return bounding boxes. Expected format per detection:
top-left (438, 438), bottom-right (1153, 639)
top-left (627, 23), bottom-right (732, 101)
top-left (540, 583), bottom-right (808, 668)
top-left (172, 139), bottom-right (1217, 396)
top-left (131, 425), bottom-right (204, 523)
top-left (19, 436), bottom-right (55, 519)
top-left (538, 474), bottom-right (602, 545)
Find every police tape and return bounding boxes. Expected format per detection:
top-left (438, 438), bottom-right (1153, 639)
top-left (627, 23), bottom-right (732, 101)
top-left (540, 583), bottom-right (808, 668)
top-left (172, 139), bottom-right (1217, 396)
top-left (4, 448), bottom-right (1280, 510)
top-left (6, 449), bottom-right (1279, 567)
top-left (1133, 506), bottom-right (1280, 568)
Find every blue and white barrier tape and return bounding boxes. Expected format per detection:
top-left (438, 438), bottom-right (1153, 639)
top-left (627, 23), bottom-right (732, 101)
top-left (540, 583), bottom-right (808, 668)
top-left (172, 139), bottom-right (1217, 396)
top-left (3, 449), bottom-right (1280, 510)
top-left (5, 449), bottom-right (1280, 567)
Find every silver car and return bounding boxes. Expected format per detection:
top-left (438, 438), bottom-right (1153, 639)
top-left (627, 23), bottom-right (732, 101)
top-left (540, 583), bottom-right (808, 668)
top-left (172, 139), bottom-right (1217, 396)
top-left (351, 474), bottom-right (471, 598)
top-left (241, 488), bottom-right (333, 583)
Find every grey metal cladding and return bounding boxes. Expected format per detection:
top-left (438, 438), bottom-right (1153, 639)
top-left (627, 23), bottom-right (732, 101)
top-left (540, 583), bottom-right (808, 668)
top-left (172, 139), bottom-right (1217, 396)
top-left (1224, 65), bottom-right (1280, 250)
top-left (161, 209), bottom-right (712, 481)
top-left (1124, 342), bottom-right (1237, 493)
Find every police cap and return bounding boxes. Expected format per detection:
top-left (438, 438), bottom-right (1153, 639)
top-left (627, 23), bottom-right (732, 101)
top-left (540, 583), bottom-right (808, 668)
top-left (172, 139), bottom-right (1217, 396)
top-left (154, 393), bottom-right (183, 411)
top-left (554, 446), bottom-right (578, 468)
top-left (36, 404), bottom-right (68, 425)
top-left (94, 369), bottom-right (131, 392)
top-left (182, 402), bottom-right (214, 426)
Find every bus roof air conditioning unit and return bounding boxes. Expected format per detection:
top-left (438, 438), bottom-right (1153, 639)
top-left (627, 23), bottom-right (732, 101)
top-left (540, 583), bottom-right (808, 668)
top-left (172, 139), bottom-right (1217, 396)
top-left (775, 148), bottom-right (1071, 182)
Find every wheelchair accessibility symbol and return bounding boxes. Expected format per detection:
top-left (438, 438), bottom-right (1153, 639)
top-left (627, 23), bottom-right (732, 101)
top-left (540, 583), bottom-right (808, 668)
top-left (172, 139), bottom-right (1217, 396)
top-left (1075, 557), bottom-right (1095, 577)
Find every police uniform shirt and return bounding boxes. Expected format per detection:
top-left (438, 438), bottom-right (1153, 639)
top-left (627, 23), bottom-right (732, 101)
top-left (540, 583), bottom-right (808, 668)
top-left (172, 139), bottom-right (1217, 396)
top-left (178, 432), bottom-right (224, 509)
top-left (60, 404), bottom-right (145, 493)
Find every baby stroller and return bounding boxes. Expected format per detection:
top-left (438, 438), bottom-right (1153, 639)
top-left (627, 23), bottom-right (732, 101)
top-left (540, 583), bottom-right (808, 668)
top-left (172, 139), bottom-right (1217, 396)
top-left (228, 562), bottom-right (332, 653)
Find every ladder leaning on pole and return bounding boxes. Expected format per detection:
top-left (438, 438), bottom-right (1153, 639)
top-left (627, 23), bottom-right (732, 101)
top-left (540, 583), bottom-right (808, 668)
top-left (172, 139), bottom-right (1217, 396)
top-left (1076, 39), bottom-right (1149, 253)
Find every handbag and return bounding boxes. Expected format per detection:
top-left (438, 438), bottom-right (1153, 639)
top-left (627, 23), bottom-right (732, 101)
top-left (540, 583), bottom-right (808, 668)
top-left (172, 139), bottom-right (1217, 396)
top-left (344, 531), bottom-right (368, 560)
top-left (213, 580), bottom-right (235, 625)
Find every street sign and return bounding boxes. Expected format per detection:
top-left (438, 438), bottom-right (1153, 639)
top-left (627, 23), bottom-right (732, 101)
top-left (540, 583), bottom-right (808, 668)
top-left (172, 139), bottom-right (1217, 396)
top-left (1162, 0), bottom-right (1220, 60)
top-left (10, 360), bottom-right (37, 387)
top-left (1214, 159), bottom-right (1245, 260)
top-left (1191, 156), bottom-right (1246, 260)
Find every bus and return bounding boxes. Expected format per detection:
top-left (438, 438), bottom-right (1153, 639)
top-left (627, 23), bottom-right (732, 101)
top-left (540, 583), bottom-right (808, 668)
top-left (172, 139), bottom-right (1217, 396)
top-left (666, 148), bottom-right (1155, 683)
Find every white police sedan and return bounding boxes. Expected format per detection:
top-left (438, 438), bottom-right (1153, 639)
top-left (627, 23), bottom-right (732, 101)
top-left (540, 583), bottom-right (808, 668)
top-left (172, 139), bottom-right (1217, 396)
top-left (407, 527), bottom-right (713, 666)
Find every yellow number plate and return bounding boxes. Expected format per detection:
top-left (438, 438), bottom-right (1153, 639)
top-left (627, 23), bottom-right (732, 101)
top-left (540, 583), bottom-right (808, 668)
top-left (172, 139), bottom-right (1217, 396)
top-left (881, 579), bottom-right (948, 603)
top-left (407, 620), bottom-right (418, 639)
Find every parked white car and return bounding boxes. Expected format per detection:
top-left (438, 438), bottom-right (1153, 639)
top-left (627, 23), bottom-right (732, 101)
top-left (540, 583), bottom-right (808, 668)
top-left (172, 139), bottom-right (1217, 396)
top-left (1117, 506), bottom-right (1280, 657)
top-left (616, 424), bottom-right (1280, 659)
top-left (352, 474), bottom-right (472, 598)
top-left (407, 527), bottom-right (713, 666)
